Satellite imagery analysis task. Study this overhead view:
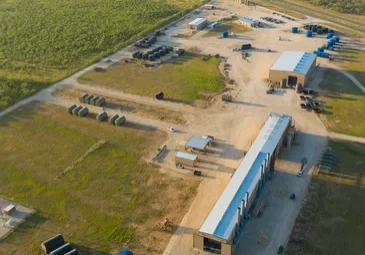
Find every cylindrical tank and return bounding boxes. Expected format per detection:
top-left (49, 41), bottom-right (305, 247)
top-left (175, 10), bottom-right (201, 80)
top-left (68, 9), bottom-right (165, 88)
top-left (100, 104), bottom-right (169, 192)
top-left (222, 31), bottom-right (229, 38)
top-left (317, 47), bottom-right (324, 52)
top-left (118, 251), bottom-right (133, 255)
top-left (326, 33), bottom-right (333, 39)
top-left (311, 27), bottom-right (317, 32)
top-left (306, 31), bottom-right (313, 37)
top-left (313, 50), bottom-right (320, 55)
top-left (154, 52), bottom-right (160, 59)
top-left (292, 27), bottom-right (298, 33)
top-left (334, 36), bottom-right (340, 42)
top-left (142, 53), bottom-right (149, 60)
top-left (41, 234), bottom-right (65, 253)
top-left (322, 52), bottom-right (330, 58)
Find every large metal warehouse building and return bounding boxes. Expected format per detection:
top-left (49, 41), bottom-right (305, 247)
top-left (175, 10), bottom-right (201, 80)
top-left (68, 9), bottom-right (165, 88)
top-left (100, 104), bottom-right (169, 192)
top-left (269, 51), bottom-right (317, 87)
top-left (193, 113), bottom-right (293, 255)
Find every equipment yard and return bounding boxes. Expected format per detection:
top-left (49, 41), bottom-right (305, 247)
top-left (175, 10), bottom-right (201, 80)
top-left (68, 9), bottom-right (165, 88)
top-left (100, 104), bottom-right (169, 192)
top-left (0, 0), bottom-right (364, 255)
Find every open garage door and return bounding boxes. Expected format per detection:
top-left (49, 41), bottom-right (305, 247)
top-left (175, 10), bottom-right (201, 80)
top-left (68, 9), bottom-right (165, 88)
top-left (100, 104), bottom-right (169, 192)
top-left (204, 237), bottom-right (221, 254)
top-left (288, 76), bottom-right (298, 86)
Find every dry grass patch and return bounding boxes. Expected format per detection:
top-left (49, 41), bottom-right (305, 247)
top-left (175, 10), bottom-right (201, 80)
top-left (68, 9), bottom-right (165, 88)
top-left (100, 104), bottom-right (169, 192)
top-left (54, 88), bottom-right (187, 125)
top-left (0, 102), bottom-right (198, 255)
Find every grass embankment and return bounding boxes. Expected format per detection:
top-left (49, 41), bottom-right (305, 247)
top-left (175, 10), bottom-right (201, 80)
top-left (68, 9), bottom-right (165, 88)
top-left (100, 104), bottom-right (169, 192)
top-left (54, 88), bottom-right (186, 125)
top-left (337, 48), bottom-right (365, 86)
top-left (317, 22), bottom-right (365, 39)
top-left (0, 0), bottom-right (206, 110)
top-left (256, 0), bottom-right (365, 33)
top-left (318, 68), bottom-right (365, 138)
top-left (0, 103), bottom-right (198, 255)
top-left (254, 0), bottom-right (307, 19)
top-left (78, 53), bottom-right (225, 103)
top-left (286, 140), bottom-right (365, 255)
top-left (203, 17), bottom-right (252, 37)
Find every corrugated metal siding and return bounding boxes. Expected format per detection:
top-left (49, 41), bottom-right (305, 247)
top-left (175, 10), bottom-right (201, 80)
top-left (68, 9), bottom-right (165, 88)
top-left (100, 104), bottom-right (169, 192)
top-left (199, 113), bottom-right (291, 241)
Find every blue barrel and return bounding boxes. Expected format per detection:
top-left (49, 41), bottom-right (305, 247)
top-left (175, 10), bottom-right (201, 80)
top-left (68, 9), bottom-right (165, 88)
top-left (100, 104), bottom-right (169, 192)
top-left (326, 33), bottom-right (333, 39)
top-left (328, 46), bottom-right (334, 51)
top-left (334, 36), bottom-right (340, 42)
top-left (322, 52), bottom-right (330, 58)
top-left (222, 31), bottom-right (229, 38)
top-left (292, 27), bottom-right (298, 33)
top-left (317, 47), bottom-right (324, 52)
top-left (306, 31), bottom-right (312, 37)
top-left (119, 251), bottom-right (133, 255)
top-left (313, 50), bottom-right (320, 55)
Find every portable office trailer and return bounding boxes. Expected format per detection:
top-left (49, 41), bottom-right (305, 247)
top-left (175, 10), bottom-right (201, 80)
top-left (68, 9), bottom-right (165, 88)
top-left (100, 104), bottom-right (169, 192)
top-left (41, 234), bottom-right (65, 253)
top-left (68, 105), bottom-right (77, 114)
top-left (50, 243), bottom-right (73, 255)
top-left (72, 105), bottom-right (83, 116)
top-left (175, 151), bottom-right (198, 167)
top-left (189, 18), bottom-right (208, 30)
top-left (109, 114), bottom-right (119, 124)
top-left (79, 93), bottom-right (89, 103)
top-left (78, 107), bottom-right (89, 117)
top-left (96, 111), bottom-right (108, 122)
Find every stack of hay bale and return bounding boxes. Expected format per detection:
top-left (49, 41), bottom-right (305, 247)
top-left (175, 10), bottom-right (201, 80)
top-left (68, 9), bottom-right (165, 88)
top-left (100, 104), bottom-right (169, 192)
top-left (68, 105), bottom-right (88, 117)
top-left (96, 111), bottom-right (108, 122)
top-left (108, 114), bottom-right (127, 126)
top-left (79, 93), bottom-right (106, 107)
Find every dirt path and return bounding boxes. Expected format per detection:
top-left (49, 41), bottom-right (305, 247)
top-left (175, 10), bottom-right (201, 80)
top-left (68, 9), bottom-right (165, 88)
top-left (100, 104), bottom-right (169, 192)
top-left (335, 68), bottom-right (365, 94)
top-left (329, 132), bottom-right (365, 144)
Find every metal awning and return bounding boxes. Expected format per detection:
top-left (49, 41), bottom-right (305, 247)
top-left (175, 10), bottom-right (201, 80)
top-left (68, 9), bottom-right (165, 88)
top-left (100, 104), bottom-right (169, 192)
top-left (186, 136), bottom-right (210, 150)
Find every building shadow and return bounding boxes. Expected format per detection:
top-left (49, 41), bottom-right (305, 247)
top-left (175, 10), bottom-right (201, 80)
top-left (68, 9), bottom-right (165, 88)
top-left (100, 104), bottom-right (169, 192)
top-left (124, 121), bottom-right (157, 132)
top-left (231, 101), bottom-right (266, 107)
top-left (71, 243), bottom-right (108, 255)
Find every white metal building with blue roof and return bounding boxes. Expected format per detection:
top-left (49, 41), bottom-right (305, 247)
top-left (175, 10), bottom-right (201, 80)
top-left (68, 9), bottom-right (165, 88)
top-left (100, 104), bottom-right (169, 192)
top-left (269, 51), bottom-right (317, 86)
top-left (193, 113), bottom-right (293, 255)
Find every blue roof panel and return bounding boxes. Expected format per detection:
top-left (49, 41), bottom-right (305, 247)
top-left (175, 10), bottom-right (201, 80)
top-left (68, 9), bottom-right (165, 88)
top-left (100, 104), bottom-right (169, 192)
top-left (271, 51), bottom-right (316, 75)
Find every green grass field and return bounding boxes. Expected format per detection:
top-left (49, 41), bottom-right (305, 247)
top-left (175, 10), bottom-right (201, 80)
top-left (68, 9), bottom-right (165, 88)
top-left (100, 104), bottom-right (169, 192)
top-left (338, 48), bottom-right (365, 86)
top-left (78, 53), bottom-right (225, 104)
top-left (287, 140), bottom-right (365, 254)
top-left (0, 103), bottom-right (198, 255)
top-left (0, 0), bottom-right (206, 110)
top-left (318, 68), bottom-right (365, 138)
